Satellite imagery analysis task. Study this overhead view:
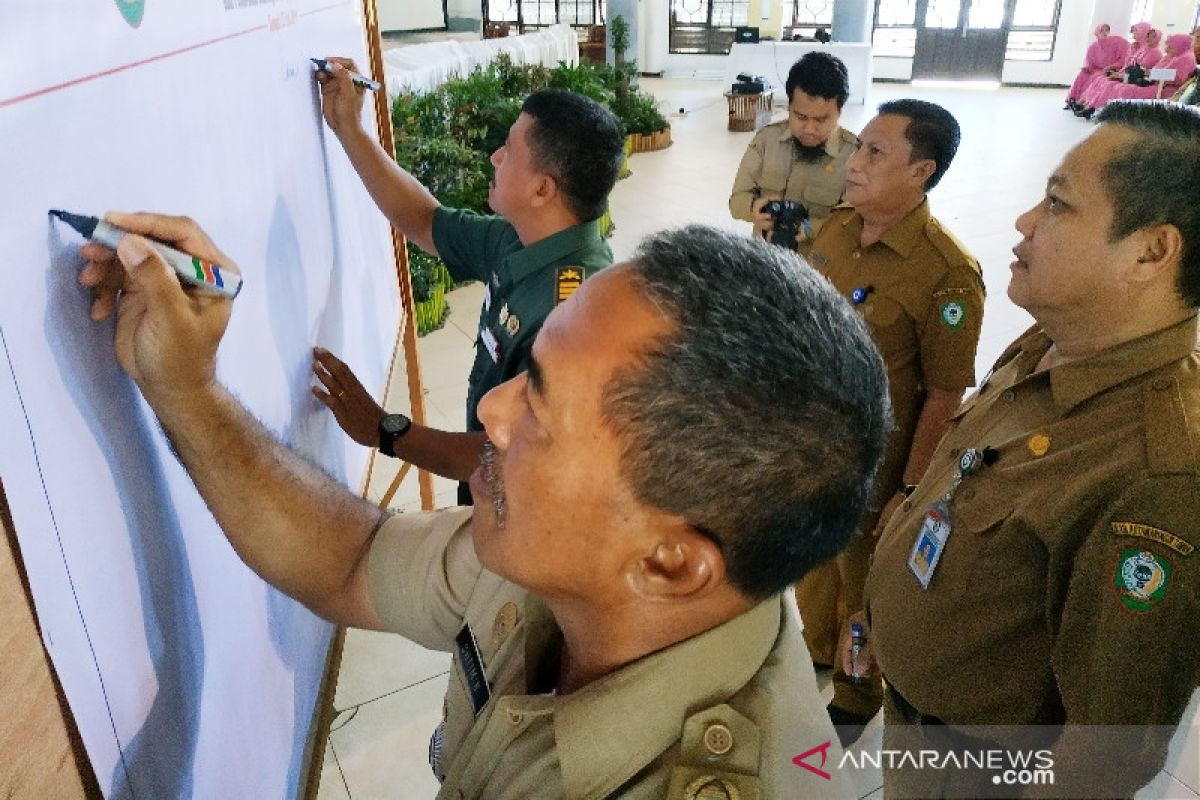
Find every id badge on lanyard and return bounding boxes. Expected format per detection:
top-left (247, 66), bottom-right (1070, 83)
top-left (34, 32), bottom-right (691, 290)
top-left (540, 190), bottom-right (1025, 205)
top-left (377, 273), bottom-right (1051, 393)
top-left (907, 447), bottom-right (989, 589)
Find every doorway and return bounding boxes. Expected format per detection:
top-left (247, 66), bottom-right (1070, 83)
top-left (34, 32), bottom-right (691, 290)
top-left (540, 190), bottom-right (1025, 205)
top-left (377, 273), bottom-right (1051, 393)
top-left (912, 0), bottom-right (1015, 81)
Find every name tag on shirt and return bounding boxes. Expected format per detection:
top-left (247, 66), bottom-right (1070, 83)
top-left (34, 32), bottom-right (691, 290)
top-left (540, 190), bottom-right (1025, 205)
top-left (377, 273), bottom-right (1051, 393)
top-left (455, 624), bottom-right (492, 717)
top-left (909, 500), bottom-right (952, 589)
top-left (480, 326), bottom-right (502, 364)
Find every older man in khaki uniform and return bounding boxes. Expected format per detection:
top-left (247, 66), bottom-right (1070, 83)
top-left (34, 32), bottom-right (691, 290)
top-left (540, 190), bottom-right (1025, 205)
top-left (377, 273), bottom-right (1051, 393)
top-left (76, 221), bottom-right (891, 798)
top-left (797, 100), bottom-right (984, 741)
top-left (729, 51), bottom-right (857, 249)
top-left (858, 101), bottom-right (1200, 797)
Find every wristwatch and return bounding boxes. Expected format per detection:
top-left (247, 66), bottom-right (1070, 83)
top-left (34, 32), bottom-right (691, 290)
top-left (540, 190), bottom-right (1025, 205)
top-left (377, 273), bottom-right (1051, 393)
top-left (377, 413), bottom-right (412, 458)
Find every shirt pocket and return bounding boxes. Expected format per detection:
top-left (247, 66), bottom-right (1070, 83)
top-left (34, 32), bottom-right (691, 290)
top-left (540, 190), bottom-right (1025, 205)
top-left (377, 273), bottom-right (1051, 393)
top-left (801, 182), bottom-right (842, 212)
top-left (859, 296), bottom-right (912, 359)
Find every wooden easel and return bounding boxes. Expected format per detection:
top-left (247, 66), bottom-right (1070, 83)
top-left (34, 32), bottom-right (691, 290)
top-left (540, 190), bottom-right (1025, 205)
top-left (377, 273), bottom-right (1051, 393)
top-left (0, 0), bottom-right (434, 793)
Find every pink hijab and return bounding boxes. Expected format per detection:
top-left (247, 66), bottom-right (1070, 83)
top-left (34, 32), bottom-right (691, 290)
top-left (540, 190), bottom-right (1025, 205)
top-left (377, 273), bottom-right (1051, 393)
top-left (1090, 24), bottom-right (1130, 69)
top-left (1158, 33), bottom-right (1198, 81)
top-left (1126, 22), bottom-right (1154, 65)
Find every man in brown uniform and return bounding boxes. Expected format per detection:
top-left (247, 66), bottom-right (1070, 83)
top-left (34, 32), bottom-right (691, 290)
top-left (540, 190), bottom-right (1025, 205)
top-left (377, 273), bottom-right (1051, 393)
top-left (857, 101), bottom-right (1200, 796)
top-left (798, 99), bottom-right (985, 740)
top-left (729, 51), bottom-right (858, 249)
top-left (76, 221), bottom-right (890, 798)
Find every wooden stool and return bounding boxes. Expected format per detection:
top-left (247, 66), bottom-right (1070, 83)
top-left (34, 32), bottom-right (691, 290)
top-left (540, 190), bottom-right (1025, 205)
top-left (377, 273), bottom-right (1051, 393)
top-left (724, 91), bottom-right (773, 132)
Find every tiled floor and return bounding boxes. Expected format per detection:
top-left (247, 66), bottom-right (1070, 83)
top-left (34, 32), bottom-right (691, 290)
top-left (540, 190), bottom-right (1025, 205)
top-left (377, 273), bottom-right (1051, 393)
top-left (315, 80), bottom-right (1200, 798)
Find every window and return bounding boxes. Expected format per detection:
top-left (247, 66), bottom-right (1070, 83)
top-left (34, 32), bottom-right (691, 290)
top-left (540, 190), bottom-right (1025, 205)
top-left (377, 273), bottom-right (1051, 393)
top-left (1005, 0), bottom-right (1061, 61)
top-left (871, 0), bottom-right (1061, 61)
top-left (1129, 0), bottom-right (1154, 26)
top-left (781, 0), bottom-right (834, 40)
top-left (872, 0), bottom-right (917, 57)
top-left (669, 0), bottom-right (750, 54)
top-left (483, 0), bottom-right (607, 31)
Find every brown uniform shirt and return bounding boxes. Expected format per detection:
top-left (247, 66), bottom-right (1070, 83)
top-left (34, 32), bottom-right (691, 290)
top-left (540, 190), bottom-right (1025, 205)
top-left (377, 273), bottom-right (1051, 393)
top-left (729, 122), bottom-right (858, 241)
top-left (366, 508), bottom-right (855, 799)
top-left (866, 317), bottom-right (1200, 733)
top-left (809, 200), bottom-right (985, 521)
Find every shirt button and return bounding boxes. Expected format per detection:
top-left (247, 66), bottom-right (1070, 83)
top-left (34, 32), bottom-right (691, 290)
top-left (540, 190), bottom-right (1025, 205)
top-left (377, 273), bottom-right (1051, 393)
top-left (506, 709), bottom-right (523, 725)
top-left (852, 250), bottom-right (861, 259)
top-left (703, 723), bottom-right (734, 755)
top-left (1152, 378), bottom-right (1172, 391)
top-left (1002, 389), bottom-right (1016, 402)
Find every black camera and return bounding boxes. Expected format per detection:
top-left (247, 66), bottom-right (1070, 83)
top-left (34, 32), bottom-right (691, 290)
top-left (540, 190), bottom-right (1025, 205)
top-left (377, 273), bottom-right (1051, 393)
top-left (761, 199), bottom-right (809, 250)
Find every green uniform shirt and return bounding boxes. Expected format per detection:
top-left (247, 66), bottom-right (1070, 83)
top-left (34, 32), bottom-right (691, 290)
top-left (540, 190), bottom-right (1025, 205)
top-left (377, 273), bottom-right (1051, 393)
top-left (432, 207), bottom-right (612, 431)
top-left (366, 509), bottom-right (857, 800)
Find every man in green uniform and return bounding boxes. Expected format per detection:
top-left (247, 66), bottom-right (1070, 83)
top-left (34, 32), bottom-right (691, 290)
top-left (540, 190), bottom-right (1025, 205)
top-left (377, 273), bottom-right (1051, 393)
top-left (854, 101), bottom-right (1200, 797)
top-left (76, 221), bottom-right (891, 798)
top-left (311, 60), bottom-right (622, 503)
top-left (728, 51), bottom-right (858, 251)
top-left (796, 100), bottom-right (985, 741)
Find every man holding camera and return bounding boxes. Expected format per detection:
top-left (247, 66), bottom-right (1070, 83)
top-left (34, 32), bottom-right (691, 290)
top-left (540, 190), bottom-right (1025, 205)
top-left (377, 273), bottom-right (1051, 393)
top-left (729, 51), bottom-right (858, 254)
top-left (796, 100), bottom-right (985, 742)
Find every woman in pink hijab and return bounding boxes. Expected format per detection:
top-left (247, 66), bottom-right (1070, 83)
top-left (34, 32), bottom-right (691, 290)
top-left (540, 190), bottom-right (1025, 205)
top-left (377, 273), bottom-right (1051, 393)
top-left (1076, 23), bottom-right (1163, 115)
top-left (1065, 24), bottom-right (1129, 110)
top-left (1084, 33), bottom-right (1198, 111)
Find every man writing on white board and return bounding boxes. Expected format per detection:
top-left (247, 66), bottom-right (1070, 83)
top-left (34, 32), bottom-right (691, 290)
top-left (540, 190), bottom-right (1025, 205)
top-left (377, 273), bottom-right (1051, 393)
top-left (312, 59), bottom-right (624, 505)
top-left (77, 217), bottom-right (888, 798)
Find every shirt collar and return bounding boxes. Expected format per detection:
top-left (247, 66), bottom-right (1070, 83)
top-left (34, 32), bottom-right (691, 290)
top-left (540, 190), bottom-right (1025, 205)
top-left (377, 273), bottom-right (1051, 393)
top-left (1008, 316), bottom-right (1200, 413)
top-left (774, 124), bottom-right (843, 159)
top-left (529, 597), bottom-right (782, 800)
top-left (504, 219), bottom-right (603, 284)
top-left (875, 197), bottom-right (931, 258)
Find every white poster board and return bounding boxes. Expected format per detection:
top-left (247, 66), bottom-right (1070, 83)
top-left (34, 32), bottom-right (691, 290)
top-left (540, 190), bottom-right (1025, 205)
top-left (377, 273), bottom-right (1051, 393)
top-left (0, 1), bottom-right (400, 796)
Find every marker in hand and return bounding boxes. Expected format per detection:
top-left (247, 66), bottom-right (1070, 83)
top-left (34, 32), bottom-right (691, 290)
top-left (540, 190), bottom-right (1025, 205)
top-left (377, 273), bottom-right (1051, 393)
top-left (310, 58), bottom-right (381, 92)
top-left (50, 210), bottom-right (242, 299)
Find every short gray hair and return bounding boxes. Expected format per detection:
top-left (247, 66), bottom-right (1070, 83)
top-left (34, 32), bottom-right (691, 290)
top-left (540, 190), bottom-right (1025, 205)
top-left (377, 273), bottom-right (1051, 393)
top-left (604, 226), bottom-right (891, 598)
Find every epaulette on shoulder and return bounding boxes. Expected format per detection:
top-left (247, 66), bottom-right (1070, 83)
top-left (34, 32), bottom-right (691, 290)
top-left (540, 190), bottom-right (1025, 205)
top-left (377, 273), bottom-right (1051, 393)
top-left (925, 217), bottom-right (982, 280)
top-left (1143, 358), bottom-right (1200, 474)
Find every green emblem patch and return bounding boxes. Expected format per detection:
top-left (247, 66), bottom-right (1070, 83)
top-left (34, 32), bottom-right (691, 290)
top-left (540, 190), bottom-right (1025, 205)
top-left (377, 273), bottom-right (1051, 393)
top-left (939, 301), bottom-right (965, 330)
top-left (115, 0), bottom-right (145, 27)
top-left (1114, 549), bottom-right (1171, 612)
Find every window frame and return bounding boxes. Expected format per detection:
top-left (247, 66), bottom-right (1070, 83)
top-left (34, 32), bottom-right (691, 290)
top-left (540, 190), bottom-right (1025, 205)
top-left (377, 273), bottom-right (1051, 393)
top-left (668, 0), bottom-right (751, 55)
top-left (1004, 0), bottom-right (1062, 62)
top-left (482, 0), bottom-right (607, 32)
top-left (869, 0), bottom-right (1063, 62)
top-left (780, 0), bottom-right (835, 41)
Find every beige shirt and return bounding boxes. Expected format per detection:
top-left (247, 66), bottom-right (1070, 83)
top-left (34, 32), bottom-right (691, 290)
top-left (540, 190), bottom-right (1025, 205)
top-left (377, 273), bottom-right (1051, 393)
top-left (809, 200), bottom-right (985, 520)
top-left (366, 508), bottom-right (855, 799)
top-left (729, 122), bottom-right (858, 240)
top-left (866, 317), bottom-right (1200, 728)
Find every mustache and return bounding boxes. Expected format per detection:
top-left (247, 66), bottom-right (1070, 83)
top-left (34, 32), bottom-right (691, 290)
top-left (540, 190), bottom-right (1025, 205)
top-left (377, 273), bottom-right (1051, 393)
top-left (479, 441), bottom-right (507, 527)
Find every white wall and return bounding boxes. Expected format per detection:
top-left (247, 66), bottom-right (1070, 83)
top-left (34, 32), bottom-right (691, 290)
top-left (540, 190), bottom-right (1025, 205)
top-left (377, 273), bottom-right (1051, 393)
top-left (1003, 0), bottom-right (1096, 84)
top-left (644, 0), bottom-right (1186, 86)
top-left (1150, 0), bottom-right (1200, 34)
top-left (377, 0), bottom-right (446, 31)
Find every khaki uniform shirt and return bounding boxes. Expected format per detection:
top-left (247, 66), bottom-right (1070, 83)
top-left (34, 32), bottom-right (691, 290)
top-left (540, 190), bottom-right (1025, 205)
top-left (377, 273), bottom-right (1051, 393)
top-left (432, 208), bottom-right (612, 433)
top-left (809, 201), bottom-right (985, 521)
top-left (728, 122), bottom-right (858, 241)
top-left (866, 317), bottom-right (1200, 731)
top-left (366, 508), bottom-right (855, 799)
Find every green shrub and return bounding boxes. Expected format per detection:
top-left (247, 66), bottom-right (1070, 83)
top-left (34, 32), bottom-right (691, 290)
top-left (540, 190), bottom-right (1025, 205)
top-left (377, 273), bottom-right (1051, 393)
top-left (391, 55), bottom-right (668, 332)
top-left (612, 91), bottom-right (667, 135)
